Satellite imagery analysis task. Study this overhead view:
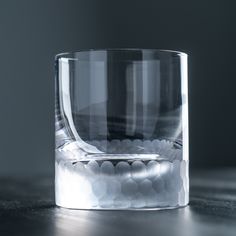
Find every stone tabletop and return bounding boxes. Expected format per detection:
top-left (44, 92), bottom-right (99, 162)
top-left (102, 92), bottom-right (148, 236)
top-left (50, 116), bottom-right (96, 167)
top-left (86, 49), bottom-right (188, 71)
top-left (0, 168), bottom-right (236, 236)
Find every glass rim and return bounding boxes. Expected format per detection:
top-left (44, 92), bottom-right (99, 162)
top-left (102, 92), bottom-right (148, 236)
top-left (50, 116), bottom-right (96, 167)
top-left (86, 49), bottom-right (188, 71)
top-left (55, 48), bottom-right (188, 60)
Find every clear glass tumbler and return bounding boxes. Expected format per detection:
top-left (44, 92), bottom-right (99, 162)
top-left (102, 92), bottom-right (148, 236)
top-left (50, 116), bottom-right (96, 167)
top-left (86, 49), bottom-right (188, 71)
top-left (55, 49), bottom-right (189, 210)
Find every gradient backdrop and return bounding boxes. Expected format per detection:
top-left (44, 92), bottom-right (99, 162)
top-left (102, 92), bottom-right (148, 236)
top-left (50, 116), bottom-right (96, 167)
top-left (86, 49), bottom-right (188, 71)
top-left (0, 0), bottom-right (235, 176)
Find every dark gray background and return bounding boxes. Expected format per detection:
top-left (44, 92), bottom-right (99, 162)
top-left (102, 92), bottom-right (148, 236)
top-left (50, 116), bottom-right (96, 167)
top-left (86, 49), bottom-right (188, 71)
top-left (0, 0), bottom-right (235, 176)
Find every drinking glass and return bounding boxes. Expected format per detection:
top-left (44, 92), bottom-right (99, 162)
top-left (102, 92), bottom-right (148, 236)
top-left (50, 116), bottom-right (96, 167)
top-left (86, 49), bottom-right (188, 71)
top-left (55, 49), bottom-right (189, 210)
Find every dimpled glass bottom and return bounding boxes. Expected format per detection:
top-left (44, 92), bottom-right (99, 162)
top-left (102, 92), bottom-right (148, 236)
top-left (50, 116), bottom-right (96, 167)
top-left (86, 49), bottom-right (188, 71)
top-left (55, 139), bottom-right (189, 210)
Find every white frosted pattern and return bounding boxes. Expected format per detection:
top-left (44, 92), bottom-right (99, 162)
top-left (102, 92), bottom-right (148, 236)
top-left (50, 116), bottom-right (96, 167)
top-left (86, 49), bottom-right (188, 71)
top-left (55, 139), bottom-right (188, 210)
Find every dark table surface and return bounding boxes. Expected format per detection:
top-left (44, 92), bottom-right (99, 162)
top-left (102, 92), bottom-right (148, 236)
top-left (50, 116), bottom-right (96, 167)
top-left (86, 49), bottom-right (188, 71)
top-left (0, 169), bottom-right (236, 236)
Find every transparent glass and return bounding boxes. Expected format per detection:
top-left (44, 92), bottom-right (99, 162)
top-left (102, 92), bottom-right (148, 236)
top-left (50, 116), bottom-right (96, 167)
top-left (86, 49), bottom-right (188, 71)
top-left (55, 49), bottom-right (189, 210)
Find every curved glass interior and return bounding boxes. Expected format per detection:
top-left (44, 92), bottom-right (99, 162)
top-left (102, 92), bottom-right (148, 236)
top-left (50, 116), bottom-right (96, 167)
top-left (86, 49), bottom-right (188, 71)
top-left (55, 49), bottom-right (189, 210)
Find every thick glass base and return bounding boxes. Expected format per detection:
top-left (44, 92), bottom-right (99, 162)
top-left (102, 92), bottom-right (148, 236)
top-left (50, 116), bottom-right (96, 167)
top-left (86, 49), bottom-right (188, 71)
top-left (55, 157), bottom-right (189, 210)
